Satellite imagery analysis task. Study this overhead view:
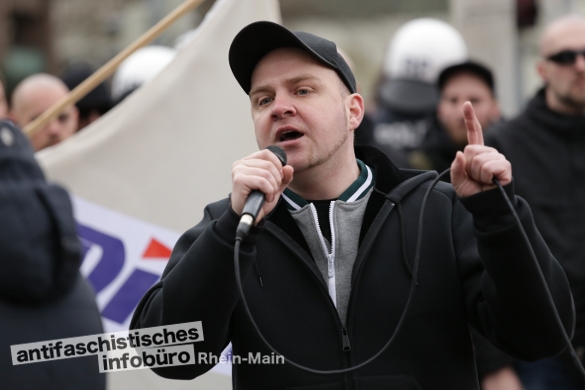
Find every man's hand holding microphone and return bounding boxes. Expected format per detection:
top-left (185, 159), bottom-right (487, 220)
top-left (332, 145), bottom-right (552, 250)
top-left (232, 146), bottom-right (294, 240)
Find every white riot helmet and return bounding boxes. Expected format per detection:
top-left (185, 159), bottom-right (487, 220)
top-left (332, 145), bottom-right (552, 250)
top-left (378, 18), bottom-right (468, 115)
top-left (111, 45), bottom-right (177, 104)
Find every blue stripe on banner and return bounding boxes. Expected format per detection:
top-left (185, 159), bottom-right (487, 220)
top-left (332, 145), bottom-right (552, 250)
top-left (101, 269), bottom-right (160, 324)
top-left (78, 224), bottom-right (126, 294)
top-left (81, 240), bottom-right (91, 258)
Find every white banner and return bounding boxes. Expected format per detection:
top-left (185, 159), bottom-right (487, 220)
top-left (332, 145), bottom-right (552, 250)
top-left (35, 0), bottom-right (281, 387)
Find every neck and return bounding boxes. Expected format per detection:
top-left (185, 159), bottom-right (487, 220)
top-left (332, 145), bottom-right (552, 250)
top-left (546, 88), bottom-right (585, 115)
top-left (288, 145), bottom-right (360, 200)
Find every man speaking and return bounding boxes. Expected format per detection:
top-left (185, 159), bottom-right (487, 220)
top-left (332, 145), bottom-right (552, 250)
top-left (131, 21), bottom-right (574, 389)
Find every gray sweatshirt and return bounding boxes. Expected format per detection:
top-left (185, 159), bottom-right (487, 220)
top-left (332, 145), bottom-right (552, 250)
top-left (281, 159), bottom-right (375, 325)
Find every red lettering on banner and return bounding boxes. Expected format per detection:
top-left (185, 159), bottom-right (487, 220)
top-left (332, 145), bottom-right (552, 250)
top-left (142, 238), bottom-right (172, 259)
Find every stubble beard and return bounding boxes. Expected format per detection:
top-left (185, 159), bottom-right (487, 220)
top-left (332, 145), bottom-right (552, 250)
top-left (292, 91), bottom-right (353, 174)
top-left (555, 75), bottom-right (585, 113)
top-left (558, 91), bottom-right (585, 110)
top-left (305, 102), bottom-right (351, 171)
top-left (305, 128), bottom-right (350, 171)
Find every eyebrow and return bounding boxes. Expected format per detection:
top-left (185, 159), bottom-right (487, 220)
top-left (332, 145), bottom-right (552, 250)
top-left (286, 74), bottom-right (322, 86)
top-left (249, 74), bottom-right (323, 97)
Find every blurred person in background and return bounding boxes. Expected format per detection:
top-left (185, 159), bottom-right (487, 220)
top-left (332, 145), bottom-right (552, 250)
top-left (485, 14), bottom-right (585, 390)
top-left (0, 106), bottom-right (104, 387)
top-left (61, 63), bottom-right (112, 131)
top-left (371, 18), bottom-right (467, 154)
top-left (408, 59), bottom-right (522, 390)
top-left (409, 61), bottom-right (501, 177)
top-left (10, 74), bottom-right (78, 152)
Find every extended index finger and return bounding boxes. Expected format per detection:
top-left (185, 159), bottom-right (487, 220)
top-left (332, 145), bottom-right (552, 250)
top-left (463, 101), bottom-right (484, 146)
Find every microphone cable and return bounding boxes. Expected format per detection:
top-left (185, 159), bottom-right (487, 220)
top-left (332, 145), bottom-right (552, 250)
top-left (234, 168), bottom-right (585, 377)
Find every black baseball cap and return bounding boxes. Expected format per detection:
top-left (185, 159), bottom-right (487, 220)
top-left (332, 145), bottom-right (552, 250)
top-left (438, 60), bottom-right (495, 94)
top-left (229, 21), bottom-right (357, 95)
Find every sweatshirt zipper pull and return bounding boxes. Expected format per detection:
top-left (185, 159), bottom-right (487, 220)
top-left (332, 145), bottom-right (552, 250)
top-left (342, 327), bottom-right (351, 351)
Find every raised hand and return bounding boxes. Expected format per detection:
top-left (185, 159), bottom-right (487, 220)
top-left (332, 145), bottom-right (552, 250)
top-left (450, 102), bottom-right (511, 198)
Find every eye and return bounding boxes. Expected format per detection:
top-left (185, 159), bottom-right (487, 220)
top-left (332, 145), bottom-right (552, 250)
top-left (258, 97), bottom-right (273, 106)
top-left (296, 88), bottom-right (310, 96)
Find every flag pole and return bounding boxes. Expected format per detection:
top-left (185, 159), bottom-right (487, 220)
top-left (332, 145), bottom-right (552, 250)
top-left (23, 0), bottom-right (206, 137)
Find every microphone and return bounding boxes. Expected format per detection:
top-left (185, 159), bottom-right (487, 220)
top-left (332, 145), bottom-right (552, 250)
top-left (236, 145), bottom-right (287, 241)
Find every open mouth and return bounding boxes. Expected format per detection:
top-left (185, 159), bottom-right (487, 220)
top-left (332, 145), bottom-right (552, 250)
top-left (278, 131), bottom-right (303, 142)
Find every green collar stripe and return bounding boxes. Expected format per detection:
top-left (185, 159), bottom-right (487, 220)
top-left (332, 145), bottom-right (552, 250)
top-left (281, 192), bottom-right (304, 210)
top-left (345, 163), bottom-right (373, 202)
top-left (282, 159), bottom-right (375, 210)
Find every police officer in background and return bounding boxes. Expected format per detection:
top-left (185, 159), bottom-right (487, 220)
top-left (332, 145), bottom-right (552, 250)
top-left (371, 18), bottom-right (467, 154)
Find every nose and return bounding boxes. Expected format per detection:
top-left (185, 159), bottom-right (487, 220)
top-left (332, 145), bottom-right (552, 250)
top-left (271, 93), bottom-right (296, 120)
top-left (46, 119), bottom-right (62, 138)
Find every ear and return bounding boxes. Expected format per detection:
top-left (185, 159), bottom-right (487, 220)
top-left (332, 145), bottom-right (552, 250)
top-left (347, 93), bottom-right (364, 131)
top-left (537, 59), bottom-right (548, 83)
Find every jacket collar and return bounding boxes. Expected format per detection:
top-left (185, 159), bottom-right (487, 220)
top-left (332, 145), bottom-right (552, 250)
top-left (265, 145), bottom-right (398, 258)
top-left (354, 145), bottom-right (403, 193)
top-left (267, 145), bottom-right (437, 232)
top-left (277, 144), bottom-right (434, 209)
top-left (355, 145), bottom-right (437, 202)
top-left (264, 145), bottom-right (437, 281)
top-left (281, 158), bottom-right (375, 210)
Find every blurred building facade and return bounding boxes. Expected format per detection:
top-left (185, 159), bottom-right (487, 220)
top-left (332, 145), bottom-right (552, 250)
top-left (0, 0), bottom-right (212, 99)
top-left (280, 0), bottom-right (585, 117)
top-left (0, 0), bottom-right (52, 95)
top-left (1, 0), bottom-right (585, 118)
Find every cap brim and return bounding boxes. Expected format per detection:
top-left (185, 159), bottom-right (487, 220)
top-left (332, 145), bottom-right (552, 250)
top-left (378, 79), bottom-right (438, 115)
top-left (229, 21), bottom-right (335, 94)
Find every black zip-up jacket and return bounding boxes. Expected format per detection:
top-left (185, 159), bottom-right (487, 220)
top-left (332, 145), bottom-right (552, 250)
top-left (131, 145), bottom-right (573, 390)
top-left (486, 88), bottom-right (585, 354)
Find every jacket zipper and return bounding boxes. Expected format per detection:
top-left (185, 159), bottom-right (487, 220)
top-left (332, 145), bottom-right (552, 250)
top-left (309, 201), bottom-right (337, 307)
top-left (267, 202), bottom-right (354, 388)
top-left (341, 326), bottom-right (351, 351)
top-left (309, 202), bottom-right (352, 354)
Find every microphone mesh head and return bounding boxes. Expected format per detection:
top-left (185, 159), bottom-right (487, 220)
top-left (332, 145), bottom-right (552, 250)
top-left (266, 145), bottom-right (287, 166)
